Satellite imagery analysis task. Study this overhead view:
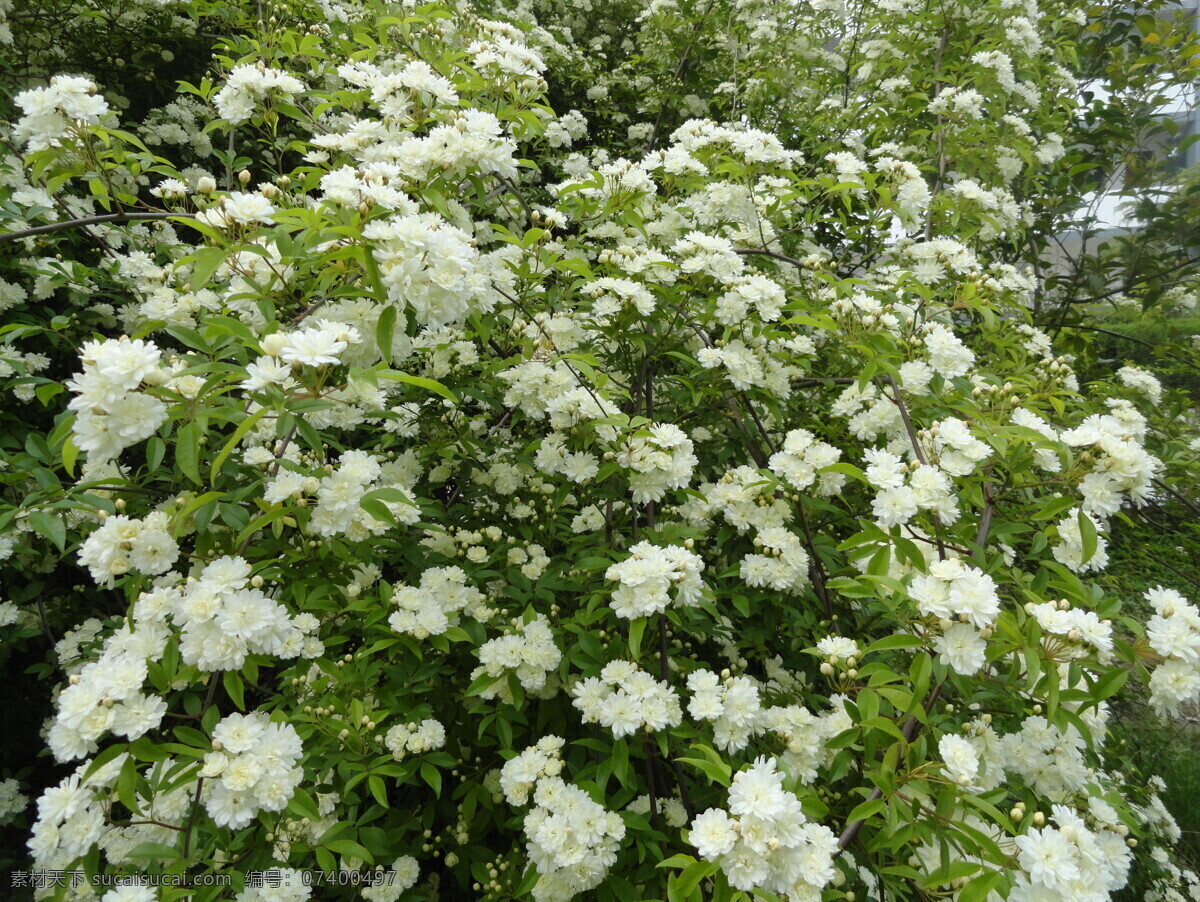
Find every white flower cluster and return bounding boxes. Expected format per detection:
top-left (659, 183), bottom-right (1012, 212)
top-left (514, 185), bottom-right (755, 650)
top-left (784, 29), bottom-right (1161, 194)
top-left (669, 119), bottom-right (801, 166)
top-left (335, 57), bottom-right (458, 120)
top-left (13, 75), bottom-right (110, 150)
top-left (546, 109), bottom-right (588, 148)
top-left (614, 423), bottom-right (698, 504)
top-left (1012, 805), bottom-right (1132, 902)
top-left (233, 867), bottom-right (312, 902)
top-left (79, 510), bottom-right (179, 586)
top-left (272, 319), bottom-right (362, 371)
top-left (741, 526), bottom-right (810, 593)
top-left (901, 238), bottom-right (981, 285)
top-left (580, 277), bottom-right (657, 319)
top-left (696, 335), bottom-right (812, 396)
top-left (767, 428), bottom-right (845, 496)
top-left (535, 433), bottom-right (600, 484)
top-left (308, 450), bottom-right (419, 538)
top-left (1051, 509), bottom-right (1108, 574)
top-left (571, 660), bottom-right (682, 738)
top-left (714, 273), bottom-right (787, 324)
top-left (923, 416), bottom-right (992, 477)
top-left (865, 448), bottom-right (958, 527)
top-left (760, 698), bottom-right (853, 785)
top-left (874, 156), bottom-right (931, 225)
top-left (50, 644), bottom-right (166, 761)
top-left (214, 64), bottom-right (306, 123)
top-left (1145, 586), bottom-right (1200, 716)
top-left (388, 566), bottom-right (488, 638)
top-left (500, 359), bottom-right (620, 427)
top-left (360, 856), bottom-right (421, 902)
top-left (627, 792), bottom-right (689, 827)
top-left (938, 734), bottom-right (980, 788)
top-left (995, 713), bottom-right (1097, 799)
top-left (1026, 599), bottom-right (1113, 661)
top-left (384, 718), bottom-right (446, 759)
top-left (29, 754), bottom-right (133, 869)
top-left (826, 383), bottom-right (900, 447)
top-left (0, 777), bottom-right (26, 826)
top-left (364, 213), bottom-right (490, 329)
top-left (680, 465), bottom-right (791, 534)
top-left (137, 555), bottom-right (321, 673)
top-left (605, 541), bottom-right (705, 619)
top-left (816, 636), bottom-right (858, 659)
top-left (933, 623), bottom-right (989, 675)
top-left (689, 757), bottom-right (838, 897)
top-left (196, 191), bottom-right (277, 229)
top-left (910, 558), bottom-right (1000, 629)
top-left (472, 615), bottom-right (562, 702)
top-left (687, 670), bottom-right (763, 752)
top-left (200, 712), bottom-right (304, 829)
top-left (500, 736), bottom-right (625, 902)
top-left (1061, 405), bottom-right (1160, 514)
top-left (1012, 407), bottom-right (1063, 472)
top-left (68, 337), bottom-right (168, 462)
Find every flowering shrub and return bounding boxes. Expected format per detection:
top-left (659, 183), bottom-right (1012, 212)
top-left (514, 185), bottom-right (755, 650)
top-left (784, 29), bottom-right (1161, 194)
top-left (2, 0), bottom-right (1200, 900)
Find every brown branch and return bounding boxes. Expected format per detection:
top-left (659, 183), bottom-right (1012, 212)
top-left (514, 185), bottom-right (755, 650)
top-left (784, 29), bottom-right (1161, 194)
top-left (1058, 324), bottom-right (1200, 377)
top-left (1, 211), bottom-right (196, 243)
top-left (837, 676), bottom-right (944, 851)
top-left (733, 247), bottom-right (808, 269)
top-left (182, 675), bottom-right (220, 861)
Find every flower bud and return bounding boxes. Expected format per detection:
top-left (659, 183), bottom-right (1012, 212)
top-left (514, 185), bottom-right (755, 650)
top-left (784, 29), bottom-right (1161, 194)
top-left (197, 176), bottom-right (217, 194)
top-left (261, 333), bottom-right (288, 356)
top-left (238, 169), bottom-right (252, 186)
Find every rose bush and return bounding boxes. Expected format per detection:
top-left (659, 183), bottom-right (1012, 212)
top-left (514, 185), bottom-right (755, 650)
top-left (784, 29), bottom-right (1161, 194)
top-left (2, 0), bottom-right (1200, 901)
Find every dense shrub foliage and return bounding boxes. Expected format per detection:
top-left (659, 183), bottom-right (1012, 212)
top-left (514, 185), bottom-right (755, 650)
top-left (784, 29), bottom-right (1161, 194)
top-left (1, 1), bottom-right (1200, 901)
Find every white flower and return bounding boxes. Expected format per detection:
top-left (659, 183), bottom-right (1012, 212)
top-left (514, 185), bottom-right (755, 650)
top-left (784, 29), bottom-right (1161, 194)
top-left (938, 734), bottom-right (979, 786)
top-left (279, 321), bottom-right (360, 367)
top-left (1015, 826), bottom-right (1080, 891)
top-left (690, 808), bottom-right (738, 858)
top-left (934, 624), bottom-right (987, 675)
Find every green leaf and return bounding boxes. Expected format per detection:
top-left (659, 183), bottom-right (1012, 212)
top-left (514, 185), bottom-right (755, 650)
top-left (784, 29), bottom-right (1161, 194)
top-left (62, 433), bottom-right (79, 477)
top-left (628, 617), bottom-right (646, 659)
top-left (1090, 666), bottom-right (1128, 703)
top-left (420, 763), bottom-right (442, 796)
top-left (676, 754), bottom-right (731, 787)
top-left (376, 304), bottom-right (397, 361)
top-left (922, 860), bottom-right (981, 888)
top-left (379, 369), bottom-right (457, 402)
top-left (223, 670), bottom-right (245, 710)
top-left (1077, 509), bottom-right (1097, 566)
top-left (667, 859), bottom-right (719, 902)
top-left (957, 869), bottom-right (1003, 902)
top-left (82, 743), bottom-right (130, 782)
top-left (126, 842), bottom-right (179, 860)
top-left (187, 245), bottom-right (229, 290)
top-left (117, 754), bottom-right (140, 815)
top-left (368, 775), bottom-right (389, 807)
top-left (28, 510), bottom-right (67, 552)
top-left (846, 796), bottom-right (886, 823)
top-left (211, 406), bottom-right (268, 483)
top-left (326, 839), bottom-right (374, 864)
top-left (866, 633), bottom-right (922, 655)
top-left (176, 422), bottom-right (202, 485)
